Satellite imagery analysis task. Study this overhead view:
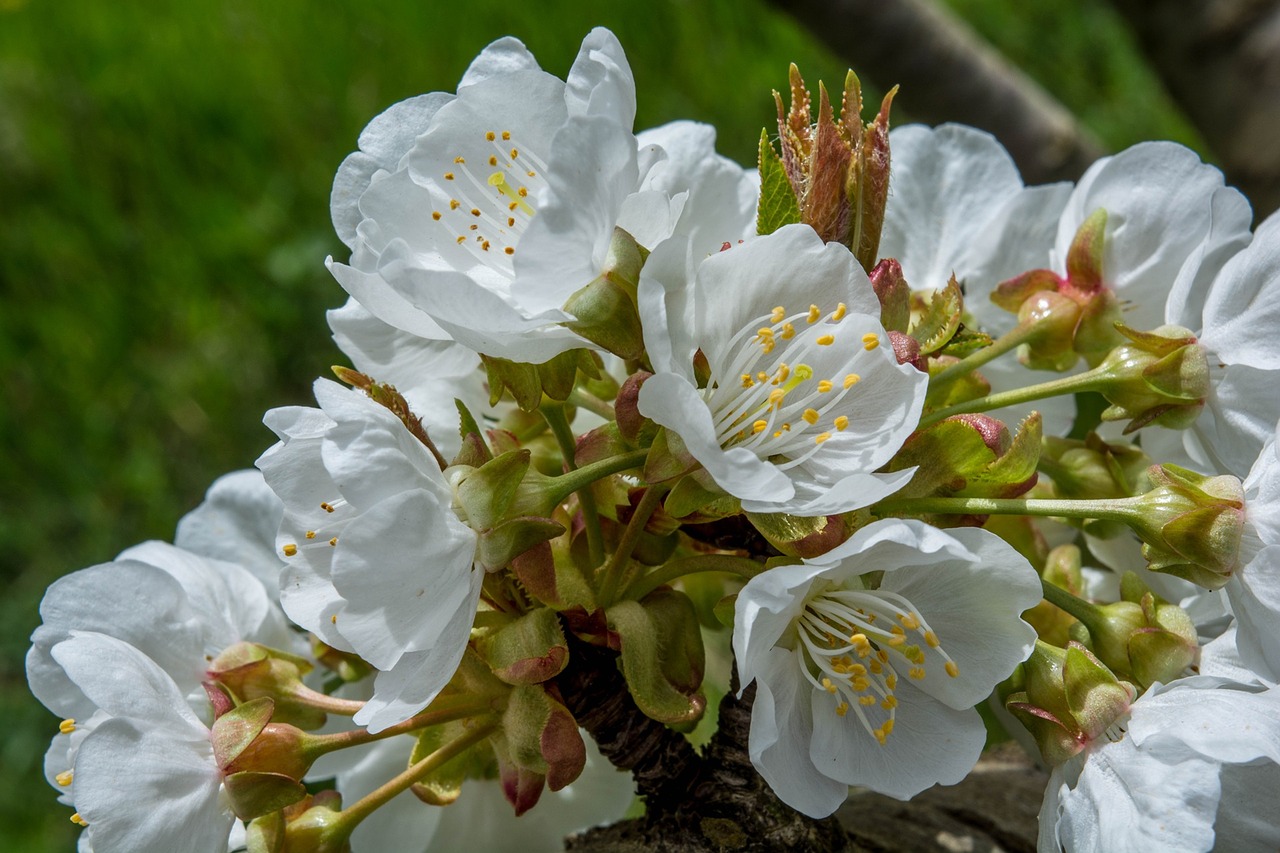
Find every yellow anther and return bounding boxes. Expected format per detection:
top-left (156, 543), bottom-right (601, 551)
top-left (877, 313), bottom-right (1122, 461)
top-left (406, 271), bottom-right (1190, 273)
top-left (518, 187), bottom-right (528, 197)
top-left (59, 719), bottom-right (76, 734)
top-left (843, 373), bottom-right (861, 389)
top-left (502, 131), bottom-right (511, 140)
top-left (282, 544), bottom-right (298, 557)
top-left (924, 630), bottom-right (940, 648)
top-left (758, 371), bottom-right (769, 382)
top-left (877, 650), bottom-right (889, 663)
top-left (771, 306), bottom-right (786, 323)
top-left (752, 420), bottom-right (768, 434)
top-left (945, 661), bottom-right (960, 678)
top-left (328, 537), bottom-right (338, 546)
top-left (773, 363), bottom-right (791, 384)
top-left (71, 813), bottom-right (88, 827)
top-left (834, 415), bottom-right (849, 431)
top-left (741, 374), bottom-right (754, 388)
top-left (508, 201), bottom-right (519, 211)
top-left (909, 666), bottom-right (926, 680)
top-left (449, 199), bottom-right (461, 210)
top-left (431, 211), bottom-right (441, 221)
top-left (304, 531), bottom-right (316, 540)
top-left (822, 677), bottom-right (837, 694)
top-left (469, 224), bottom-right (478, 231)
top-left (768, 389), bottom-right (786, 408)
top-left (807, 304), bottom-right (821, 323)
top-left (818, 380), bottom-right (833, 393)
top-left (780, 322), bottom-right (796, 339)
top-left (814, 432), bottom-right (832, 444)
top-left (454, 156), bottom-right (466, 164)
top-left (869, 659), bottom-right (883, 674)
top-left (881, 695), bottom-right (898, 710)
top-left (756, 327), bottom-right (774, 340)
top-left (835, 702), bottom-right (849, 717)
top-left (486, 131), bottom-right (496, 141)
top-left (510, 148), bottom-right (519, 159)
top-left (444, 172), bottom-right (455, 181)
top-left (849, 663), bottom-right (867, 677)
top-left (873, 728), bottom-right (887, 745)
top-left (816, 334), bottom-right (835, 346)
top-left (488, 155), bottom-right (498, 166)
top-left (899, 612), bottom-right (921, 630)
top-left (882, 719), bottom-right (895, 736)
top-left (773, 423), bottom-right (792, 438)
top-left (862, 333), bottom-right (880, 351)
top-left (482, 241), bottom-right (491, 251)
top-left (321, 501), bottom-right (336, 513)
top-left (470, 208), bottom-right (481, 217)
top-left (507, 216), bottom-right (515, 226)
top-left (55, 770), bottom-right (73, 786)
top-left (489, 172), bottom-right (534, 215)
top-left (885, 674), bottom-right (898, 689)
top-left (527, 170), bottom-right (536, 177)
top-left (859, 695), bottom-right (877, 706)
top-left (802, 408), bottom-right (820, 425)
top-left (832, 302), bottom-right (848, 321)
top-left (330, 614), bottom-right (338, 624)
top-left (851, 677), bottom-right (870, 692)
top-left (456, 235), bottom-right (467, 244)
top-left (762, 339), bottom-right (777, 354)
top-left (505, 247), bottom-right (515, 255)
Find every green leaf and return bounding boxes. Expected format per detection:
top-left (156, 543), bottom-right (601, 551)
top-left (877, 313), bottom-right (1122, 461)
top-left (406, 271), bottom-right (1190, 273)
top-left (607, 597), bottom-right (706, 724)
top-left (756, 129), bottom-right (801, 236)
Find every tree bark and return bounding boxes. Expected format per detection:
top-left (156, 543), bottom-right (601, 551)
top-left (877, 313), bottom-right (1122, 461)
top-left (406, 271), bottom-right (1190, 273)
top-left (765, 0), bottom-right (1105, 184)
top-left (1106, 0), bottom-right (1280, 218)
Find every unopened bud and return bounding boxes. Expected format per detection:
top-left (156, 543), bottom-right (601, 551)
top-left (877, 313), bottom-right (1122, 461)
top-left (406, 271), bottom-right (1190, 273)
top-left (869, 258), bottom-right (910, 332)
top-left (563, 228), bottom-right (646, 360)
top-left (1129, 464), bottom-right (1244, 588)
top-left (208, 643), bottom-right (326, 730)
top-left (1094, 324), bottom-right (1209, 434)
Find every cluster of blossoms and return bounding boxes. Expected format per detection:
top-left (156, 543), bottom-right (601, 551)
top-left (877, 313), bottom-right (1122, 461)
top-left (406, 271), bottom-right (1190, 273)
top-left (28, 27), bottom-right (1280, 853)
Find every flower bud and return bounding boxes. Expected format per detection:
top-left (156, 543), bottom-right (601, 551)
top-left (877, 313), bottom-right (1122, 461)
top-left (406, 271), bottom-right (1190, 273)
top-left (213, 698), bottom-right (314, 820)
top-left (1005, 640), bottom-right (1136, 766)
top-left (885, 411), bottom-right (1040, 503)
top-left (1129, 464), bottom-right (1244, 588)
top-left (247, 791), bottom-right (350, 853)
top-left (869, 258), bottom-right (910, 332)
top-left (1041, 433), bottom-right (1152, 540)
top-left (1094, 324), bottom-right (1209, 434)
top-left (615, 371), bottom-right (659, 447)
top-left (563, 228), bottom-right (647, 360)
top-left (500, 685), bottom-right (586, 799)
top-left (207, 643), bottom-right (326, 730)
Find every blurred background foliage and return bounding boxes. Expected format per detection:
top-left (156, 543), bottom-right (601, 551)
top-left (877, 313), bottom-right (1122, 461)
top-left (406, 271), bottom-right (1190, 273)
top-left (0, 0), bottom-right (1199, 848)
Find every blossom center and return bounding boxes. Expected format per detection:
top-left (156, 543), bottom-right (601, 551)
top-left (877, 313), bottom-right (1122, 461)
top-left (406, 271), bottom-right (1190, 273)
top-left (430, 129), bottom-right (550, 275)
top-left (795, 587), bottom-right (959, 744)
top-left (701, 303), bottom-right (877, 466)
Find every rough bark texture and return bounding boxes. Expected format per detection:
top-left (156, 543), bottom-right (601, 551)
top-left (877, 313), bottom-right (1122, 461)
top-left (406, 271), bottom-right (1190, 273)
top-left (766, 0), bottom-right (1104, 184)
top-left (1106, 0), bottom-right (1280, 218)
top-left (558, 637), bottom-right (849, 852)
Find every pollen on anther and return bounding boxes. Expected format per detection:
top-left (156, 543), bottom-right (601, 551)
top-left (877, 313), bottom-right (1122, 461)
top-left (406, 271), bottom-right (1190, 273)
top-left (504, 247), bottom-right (515, 255)
top-left (59, 719), bottom-right (76, 734)
top-left (469, 224), bottom-right (478, 231)
top-left (771, 306), bottom-right (786, 323)
top-left (431, 211), bottom-right (442, 221)
top-left (773, 364), bottom-right (791, 384)
top-left (821, 677), bottom-right (837, 694)
top-left (802, 408), bottom-right (820, 425)
top-left (283, 544), bottom-right (298, 557)
top-left (816, 334), bottom-right (835, 346)
top-left (768, 389), bottom-right (786, 408)
top-left (485, 131), bottom-right (496, 141)
top-left (835, 702), bottom-right (849, 717)
top-left (834, 415), bottom-right (849, 431)
top-left (527, 170), bottom-right (536, 177)
top-left (328, 537), bottom-right (338, 547)
top-left (70, 813), bottom-right (88, 827)
top-left (832, 303), bottom-right (847, 321)
top-left (450, 199), bottom-right (461, 210)
top-left (508, 201), bottom-right (520, 211)
top-left (781, 322), bottom-right (796, 339)
top-left (305, 531), bottom-right (316, 539)
top-left (817, 380), bottom-right (833, 393)
top-left (814, 432), bottom-right (832, 444)
top-left (741, 374), bottom-right (754, 388)
top-left (510, 148), bottom-right (519, 158)
top-left (55, 770), bottom-right (73, 787)
top-left (924, 630), bottom-right (939, 647)
top-left (881, 695), bottom-right (898, 710)
top-left (470, 208), bottom-right (481, 217)
top-left (444, 172), bottom-right (455, 181)
top-left (456, 236), bottom-right (467, 244)
top-left (945, 661), bottom-right (960, 678)
top-left (518, 187), bottom-right (528, 197)
top-left (909, 666), bottom-right (926, 680)
top-left (320, 501), bottom-right (335, 512)
top-left (843, 373), bottom-right (861, 389)
top-left (752, 420), bottom-right (768, 434)
top-left (507, 217), bottom-right (515, 226)
top-left (489, 155), bottom-right (498, 166)
top-left (807, 304), bottom-right (821, 323)
top-left (501, 131), bottom-right (511, 140)
top-left (862, 333), bottom-right (880, 351)
top-left (859, 695), bottom-right (877, 706)
top-left (885, 673), bottom-right (898, 689)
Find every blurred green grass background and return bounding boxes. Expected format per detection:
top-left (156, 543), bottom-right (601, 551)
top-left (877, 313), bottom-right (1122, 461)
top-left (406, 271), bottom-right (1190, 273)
top-left (0, 0), bottom-right (1198, 848)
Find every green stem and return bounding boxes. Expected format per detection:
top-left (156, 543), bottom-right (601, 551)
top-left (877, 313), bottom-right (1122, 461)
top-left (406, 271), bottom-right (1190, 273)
top-left (1039, 577), bottom-right (1104, 625)
top-left (598, 483), bottom-right (670, 605)
top-left (335, 721), bottom-right (497, 836)
top-left (929, 323), bottom-right (1040, 391)
top-left (625, 554), bottom-right (766, 601)
top-left (568, 388), bottom-right (616, 422)
top-left (310, 695), bottom-right (496, 756)
top-left (542, 405), bottom-right (605, 566)
top-left (877, 495), bottom-right (1139, 523)
top-left (545, 448), bottom-right (649, 505)
top-left (919, 369), bottom-right (1107, 429)
top-left (285, 684), bottom-right (367, 716)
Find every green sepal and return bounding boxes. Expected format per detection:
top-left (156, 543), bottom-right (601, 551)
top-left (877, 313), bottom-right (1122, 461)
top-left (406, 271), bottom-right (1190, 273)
top-left (644, 427), bottom-right (697, 484)
top-left (477, 608), bottom-right (569, 685)
top-left (409, 718), bottom-right (494, 806)
top-left (757, 128), bottom-right (802, 236)
top-left (665, 473), bottom-right (725, 520)
top-left (1062, 641), bottom-right (1134, 742)
top-left (477, 516), bottom-right (566, 572)
top-left (939, 325), bottom-right (993, 358)
top-left (563, 228), bottom-right (646, 360)
top-left (607, 594), bottom-right (707, 724)
top-left (745, 510), bottom-right (847, 558)
top-left (452, 399), bottom-right (493, 468)
top-left (207, 642), bottom-right (325, 730)
top-left (956, 412), bottom-right (1042, 497)
top-left (223, 771), bottom-right (308, 822)
top-left (500, 685), bottom-right (586, 791)
top-left (1004, 699), bottom-right (1083, 766)
top-left (480, 349), bottom-right (595, 410)
top-left (454, 449), bottom-right (530, 531)
top-left (212, 696), bottom-right (274, 770)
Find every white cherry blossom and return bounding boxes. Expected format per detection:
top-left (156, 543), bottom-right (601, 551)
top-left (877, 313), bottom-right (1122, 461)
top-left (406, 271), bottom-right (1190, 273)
top-left (638, 224), bottom-right (927, 516)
